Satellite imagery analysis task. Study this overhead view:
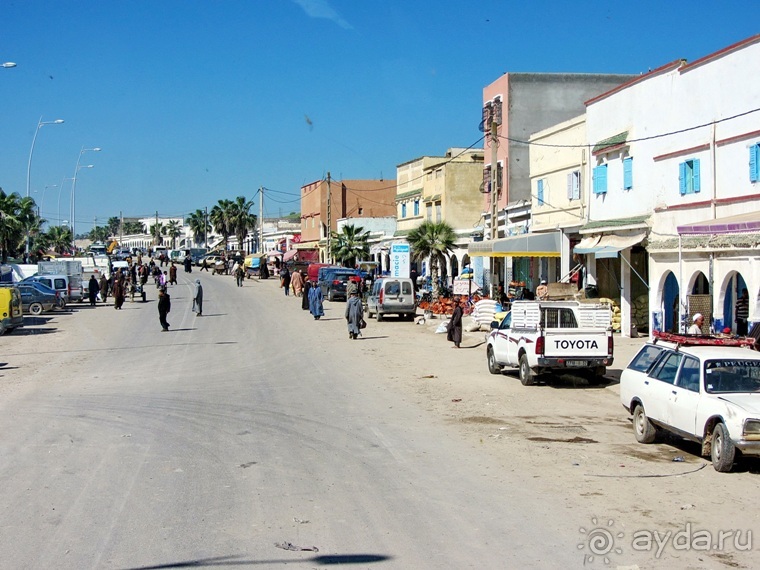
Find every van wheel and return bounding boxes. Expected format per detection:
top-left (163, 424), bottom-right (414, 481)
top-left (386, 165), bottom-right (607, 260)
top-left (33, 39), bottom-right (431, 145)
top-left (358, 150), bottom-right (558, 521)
top-left (487, 347), bottom-right (502, 375)
top-left (711, 422), bottom-right (736, 472)
top-left (29, 302), bottom-right (43, 316)
top-left (328, 290), bottom-right (335, 302)
top-left (519, 354), bottom-right (535, 386)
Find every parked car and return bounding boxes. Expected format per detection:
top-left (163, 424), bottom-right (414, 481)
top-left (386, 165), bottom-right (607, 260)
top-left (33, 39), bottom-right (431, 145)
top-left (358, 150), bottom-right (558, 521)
top-left (0, 282), bottom-right (61, 315)
top-left (320, 268), bottom-right (359, 301)
top-left (23, 274), bottom-right (69, 307)
top-left (620, 331), bottom-right (760, 472)
top-left (366, 277), bottom-right (417, 321)
top-left (0, 286), bottom-right (24, 335)
top-left (198, 254), bottom-right (222, 268)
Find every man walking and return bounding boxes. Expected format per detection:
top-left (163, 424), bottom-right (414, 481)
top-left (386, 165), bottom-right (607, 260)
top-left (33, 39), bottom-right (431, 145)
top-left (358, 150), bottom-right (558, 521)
top-left (87, 275), bottom-right (100, 306)
top-left (157, 286), bottom-right (171, 331)
top-left (193, 279), bottom-right (204, 316)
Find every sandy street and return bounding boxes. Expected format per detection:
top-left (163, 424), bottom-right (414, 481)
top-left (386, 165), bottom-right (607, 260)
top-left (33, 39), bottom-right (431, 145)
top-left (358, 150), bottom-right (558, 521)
top-left (1, 271), bottom-right (757, 570)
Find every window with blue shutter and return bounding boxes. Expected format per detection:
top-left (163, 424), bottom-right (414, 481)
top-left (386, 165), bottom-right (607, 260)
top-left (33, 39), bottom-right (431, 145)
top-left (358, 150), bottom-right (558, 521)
top-left (413, 200), bottom-right (420, 216)
top-left (751, 144), bottom-right (760, 183)
top-left (401, 203), bottom-right (407, 218)
top-left (679, 159), bottom-right (701, 195)
top-left (537, 179), bottom-right (544, 206)
top-left (593, 164), bottom-right (608, 195)
top-left (623, 157), bottom-right (633, 190)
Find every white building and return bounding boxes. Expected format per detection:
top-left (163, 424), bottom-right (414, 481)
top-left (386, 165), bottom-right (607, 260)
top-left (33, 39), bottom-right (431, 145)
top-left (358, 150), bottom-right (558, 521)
top-left (581, 33), bottom-right (760, 336)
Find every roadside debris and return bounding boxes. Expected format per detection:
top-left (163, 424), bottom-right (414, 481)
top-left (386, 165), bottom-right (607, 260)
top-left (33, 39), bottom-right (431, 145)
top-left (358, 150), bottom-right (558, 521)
top-left (293, 518), bottom-right (309, 524)
top-left (274, 541), bottom-right (319, 552)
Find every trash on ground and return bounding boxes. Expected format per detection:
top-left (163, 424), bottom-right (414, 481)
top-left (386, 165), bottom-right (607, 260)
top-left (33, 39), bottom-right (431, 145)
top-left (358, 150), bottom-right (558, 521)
top-left (274, 541), bottom-right (319, 552)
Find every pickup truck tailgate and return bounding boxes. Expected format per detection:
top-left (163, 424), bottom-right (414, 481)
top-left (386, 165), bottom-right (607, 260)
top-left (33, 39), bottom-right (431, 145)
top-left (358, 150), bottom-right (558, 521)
top-left (544, 330), bottom-right (610, 358)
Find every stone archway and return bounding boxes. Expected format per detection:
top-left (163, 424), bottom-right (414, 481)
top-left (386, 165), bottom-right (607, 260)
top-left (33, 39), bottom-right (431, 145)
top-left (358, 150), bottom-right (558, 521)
top-left (451, 255), bottom-right (459, 280)
top-left (660, 271), bottom-right (680, 333)
top-left (717, 271), bottom-right (748, 333)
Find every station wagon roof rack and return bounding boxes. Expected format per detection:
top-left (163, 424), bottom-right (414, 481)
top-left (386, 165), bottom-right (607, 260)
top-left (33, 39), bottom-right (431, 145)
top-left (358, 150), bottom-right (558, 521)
top-left (652, 330), bottom-right (756, 349)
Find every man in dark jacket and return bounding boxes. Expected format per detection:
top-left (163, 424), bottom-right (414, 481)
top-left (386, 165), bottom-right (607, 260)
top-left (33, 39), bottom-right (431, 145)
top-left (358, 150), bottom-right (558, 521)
top-left (158, 286), bottom-right (171, 331)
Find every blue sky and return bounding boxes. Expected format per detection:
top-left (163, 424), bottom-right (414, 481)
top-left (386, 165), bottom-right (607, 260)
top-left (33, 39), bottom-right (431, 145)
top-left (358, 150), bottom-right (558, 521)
top-left (1, 0), bottom-right (758, 233)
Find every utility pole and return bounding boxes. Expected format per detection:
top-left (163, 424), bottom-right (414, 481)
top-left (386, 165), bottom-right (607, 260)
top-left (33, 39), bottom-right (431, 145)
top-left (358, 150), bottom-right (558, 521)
top-left (155, 211), bottom-right (159, 246)
top-left (119, 211), bottom-right (123, 245)
top-left (489, 112), bottom-right (500, 298)
top-left (258, 187), bottom-right (264, 253)
top-left (326, 172), bottom-right (332, 264)
top-left (204, 207), bottom-right (208, 249)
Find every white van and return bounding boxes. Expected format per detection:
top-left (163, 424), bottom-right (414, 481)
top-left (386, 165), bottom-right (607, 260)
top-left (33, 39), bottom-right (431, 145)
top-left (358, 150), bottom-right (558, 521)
top-left (366, 277), bottom-right (417, 321)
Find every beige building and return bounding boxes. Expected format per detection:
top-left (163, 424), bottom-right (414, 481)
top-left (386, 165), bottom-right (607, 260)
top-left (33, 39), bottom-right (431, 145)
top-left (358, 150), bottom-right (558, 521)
top-left (387, 148), bottom-right (484, 281)
top-left (529, 114), bottom-right (587, 282)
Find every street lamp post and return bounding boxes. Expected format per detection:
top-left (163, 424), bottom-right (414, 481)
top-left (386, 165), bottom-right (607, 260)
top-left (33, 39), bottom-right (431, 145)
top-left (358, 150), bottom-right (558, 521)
top-left (70, 146), bottom-right (101, 250)
top-left (58, 177), bottom-right (73, 227)
top-left (25, 117), bottom-right (64, 254)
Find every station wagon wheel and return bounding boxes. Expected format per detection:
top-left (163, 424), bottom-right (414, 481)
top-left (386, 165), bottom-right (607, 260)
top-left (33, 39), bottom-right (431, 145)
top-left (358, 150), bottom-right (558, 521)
top-left (711, 423), bottom-right (736, 472)
top-left (518, 354), bottom-right (535, 386)
top-left (632, 404), bottom-right (657, 444)
top-left (487, 347), bottom-right (502, 375)
top-left (29, 302), bottom-right (43, 316)
top-left (376, 312), bottom-right (384, 322)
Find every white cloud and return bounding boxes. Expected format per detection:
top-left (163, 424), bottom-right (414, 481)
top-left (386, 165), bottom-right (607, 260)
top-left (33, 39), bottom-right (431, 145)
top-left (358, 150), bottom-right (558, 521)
top-left (293, 0), bottom-right (353, 30)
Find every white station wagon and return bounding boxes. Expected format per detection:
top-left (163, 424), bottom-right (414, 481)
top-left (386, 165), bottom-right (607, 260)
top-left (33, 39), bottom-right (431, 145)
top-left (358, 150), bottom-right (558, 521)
top-left (620, 332), bottom-right (760, 472)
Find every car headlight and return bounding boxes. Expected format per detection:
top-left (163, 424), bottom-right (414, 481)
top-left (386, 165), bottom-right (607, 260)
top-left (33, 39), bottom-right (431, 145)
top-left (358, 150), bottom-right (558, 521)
top-left (743, 419), bottom-right (760, 437)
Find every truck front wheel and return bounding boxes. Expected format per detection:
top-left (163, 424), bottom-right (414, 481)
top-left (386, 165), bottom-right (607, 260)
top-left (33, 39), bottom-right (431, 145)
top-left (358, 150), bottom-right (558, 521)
top-left (519, 354), bottom-right (535, 386)
top-left (487, 347), bottom-right (502, 375)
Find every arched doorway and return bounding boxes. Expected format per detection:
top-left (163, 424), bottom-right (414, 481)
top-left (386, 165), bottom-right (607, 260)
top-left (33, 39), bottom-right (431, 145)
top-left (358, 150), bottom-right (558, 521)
top-left (721, 271), bottom-right (747, 333)
top-left (663, 271), bottom-right (679, 333)
top-left (692, 272), bottom-right (709, 294)
top-left (451, 255), bottom-right (459, 280)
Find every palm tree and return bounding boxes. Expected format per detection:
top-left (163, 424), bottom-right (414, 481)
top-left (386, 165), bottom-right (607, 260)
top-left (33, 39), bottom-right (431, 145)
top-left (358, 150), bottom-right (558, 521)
top-left (107, 216), bottom-right (121, 237)
top-left (88, 226), bottom-right (110, 243)
top-left (123, 221), bottom-right (146, 235)
top-left (210, 199), bottom-right (234, 248)
top-left (165, 220), bottom-right (182, 249)
top-left (228, 196), bottom-right (256, 251)
top-left (45, 225), bottom-right (73, 255)
top-left (406, 221), bottom-right (456, 301)
top-left (186, 209), bottom-right (210, 247)
top-left (150, 223), bottom-right (165, 246)
top-left (0, 189), bottom-right (27, 262)
top-left (330, 224), bottom-right (369, 267)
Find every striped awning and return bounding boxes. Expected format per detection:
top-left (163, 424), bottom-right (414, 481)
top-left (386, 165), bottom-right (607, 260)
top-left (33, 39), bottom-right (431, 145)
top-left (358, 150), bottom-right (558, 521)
top-left (677, 211), bottom-right (760, 235)
top-left (468, 231), bottom-right (561, 258)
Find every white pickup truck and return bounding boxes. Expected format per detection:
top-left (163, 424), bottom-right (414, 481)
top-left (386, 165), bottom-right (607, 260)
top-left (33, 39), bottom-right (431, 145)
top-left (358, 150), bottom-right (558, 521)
top-left (486, 300), bottom-right (614, 385)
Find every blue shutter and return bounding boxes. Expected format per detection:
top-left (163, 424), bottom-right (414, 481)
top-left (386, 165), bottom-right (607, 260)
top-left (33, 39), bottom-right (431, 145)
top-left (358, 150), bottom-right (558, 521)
top-left (679, 162), bottom-right (687, 195)
top-left (414, 200), bottom-right (419, 216)
top-left (750, 144), bottom-right (759, 183)
top-left (623, 157), bottom-right (633, 190)
top-left (693, 159), bottom-right (701, 193)
top-left (593, 165), bottom-right (607, 195)
top-left (401, 203), bottom-right (407, 218)
top-left (537, 179), bottom-right (544, 205)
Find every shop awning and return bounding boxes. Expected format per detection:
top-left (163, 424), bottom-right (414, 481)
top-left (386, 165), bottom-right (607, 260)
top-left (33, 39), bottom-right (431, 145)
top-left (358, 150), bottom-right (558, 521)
top-left (574, 232), bottom-right (646, 258)
top-left (677, 211), bottom-right (760, 235)
top-left (283, 249), bottom-right (298, 262)
top-left (468, 231), bottom-right (561, 258)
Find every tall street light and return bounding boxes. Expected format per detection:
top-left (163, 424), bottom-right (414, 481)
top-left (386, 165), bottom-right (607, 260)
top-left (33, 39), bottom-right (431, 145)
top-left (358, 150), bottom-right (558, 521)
top-left (57, 177), bottom-right (73, 226)
top-left (26, 117), bottom-right (64, 255)
top-left (70, 146), bottom-right (100, 248)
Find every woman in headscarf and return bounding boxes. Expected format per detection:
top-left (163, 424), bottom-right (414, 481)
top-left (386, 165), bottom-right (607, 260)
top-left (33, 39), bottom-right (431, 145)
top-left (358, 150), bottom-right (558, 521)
top-left (447, 296), bottom-right (464, 348)
top-left (88, 275), bottom-right (100, 306)
top-left (280, 265), bottom-right (291, 296)
top-left (113, 276), bottom-right (126, 310)
top-left (345, 289), bottom-right (363, 339)
top-left (98, 273), bottom-right (109, 303)
top-left (193, 279), bottom-right (204, 316)
top-left (308, 280), bottom-right (324, 320)
top-left (302, 278), bottom-right (311, 310)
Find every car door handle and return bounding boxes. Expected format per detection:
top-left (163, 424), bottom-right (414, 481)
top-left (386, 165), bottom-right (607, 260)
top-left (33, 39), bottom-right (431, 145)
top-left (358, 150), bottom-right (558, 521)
top-left (672, 390), bottom-right (677, 395)
top-left (644, 380), bottom-right (649, 385)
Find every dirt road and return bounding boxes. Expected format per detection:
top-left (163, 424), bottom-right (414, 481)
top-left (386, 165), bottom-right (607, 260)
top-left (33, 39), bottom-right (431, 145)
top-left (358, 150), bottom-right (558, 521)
top-left (1, 272), bottom-right (757, 569)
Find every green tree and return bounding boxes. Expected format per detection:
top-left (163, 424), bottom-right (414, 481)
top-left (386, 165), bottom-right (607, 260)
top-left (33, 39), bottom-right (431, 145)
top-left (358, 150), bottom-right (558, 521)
top-left (210, 199), bottom-right (234, 248)
top-left (330, 224), bottom-right (369, 267)
top-left (0, 189), bottom-right (38, 262)
top-left (89, 226), bottom-right (110, 242)
top-left (186, 209), bottom-right (210, 247)
top-left (228, 196), bottom-right (256, 251)
top-left (106, 216), bottom-right (121, 237)
top-left (150, 223), bottom-right (165, 246)
top-left (45, 225), bottom-right (73, 255)
top-left (122, 221), bottom-right (146, 235)
top-left (165, 220), bottom-right (182, 249)
top-left (406, 221), bottom-right (456, 301)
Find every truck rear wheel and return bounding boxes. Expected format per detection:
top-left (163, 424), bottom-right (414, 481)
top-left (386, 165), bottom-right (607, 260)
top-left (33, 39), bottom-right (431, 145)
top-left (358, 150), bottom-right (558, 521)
top-left (519, 354), bottom-right (535, 386)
